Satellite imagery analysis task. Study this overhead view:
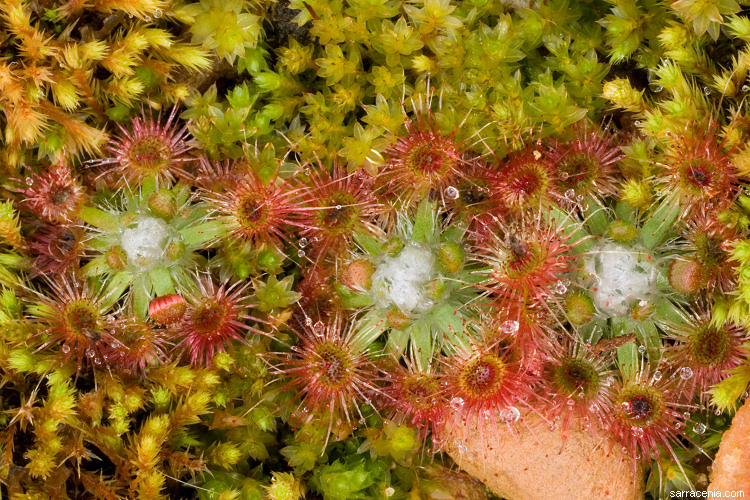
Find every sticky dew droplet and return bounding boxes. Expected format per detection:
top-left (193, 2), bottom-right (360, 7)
top-left (444, 186), bottom-right (459, 200)
top-left (500, 320), bottom-right (519, 334)
top-left (450, 397), bottom-right (465, 411)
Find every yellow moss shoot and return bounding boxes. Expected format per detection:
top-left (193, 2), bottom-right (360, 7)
top-left (266, 472), bottom-right (306, 500)
top-left (620, 179), bottom-right (652, 209)
top-left (602, 78), bottom-right (646, 113)
top-left (708, 365), bottom-right (750, 412)
top-left (0, 201), bottom-right (26, 250)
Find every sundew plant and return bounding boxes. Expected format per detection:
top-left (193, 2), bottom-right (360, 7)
top-left (3, 0), bottom-right (750, 499)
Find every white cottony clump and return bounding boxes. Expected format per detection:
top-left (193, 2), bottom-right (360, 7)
top-left (584, 242), bottom-right (658, 316)
top-left (371, 242), bottom-right (436, 317)
top-left (120, 215), bottom-right (171, 270)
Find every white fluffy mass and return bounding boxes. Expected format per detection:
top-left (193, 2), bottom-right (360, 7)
top-left (120, 215), bottom-right (171, 270)
top-left (584, 242), bottom-right (658, 316)
top-left (370, 242), bottom-right (436, 317)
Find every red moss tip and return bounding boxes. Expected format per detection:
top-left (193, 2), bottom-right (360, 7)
top-left (148, 294), bottom-right (187, 325)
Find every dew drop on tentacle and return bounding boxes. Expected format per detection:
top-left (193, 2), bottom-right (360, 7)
top-left (444, 186), bottom-right (459, 200)
top-left (450, 397), bottom-right (465, 411)
top-left (500, 320), bottom-right (519, 334)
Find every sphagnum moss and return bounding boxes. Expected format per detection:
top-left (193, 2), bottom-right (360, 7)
top-left (4, 0), bottom-right (750, 498)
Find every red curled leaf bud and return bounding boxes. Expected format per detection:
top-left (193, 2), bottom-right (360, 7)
top-left (148, 294), bottom-right (187, 325)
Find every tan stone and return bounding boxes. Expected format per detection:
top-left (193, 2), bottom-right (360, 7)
top-left (443, 411), bottom-right (645, 500)
top-left (708, 399), bottom-right (750, 496)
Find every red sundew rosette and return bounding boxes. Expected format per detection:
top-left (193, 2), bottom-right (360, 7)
top-left (32, 273), bottom-right (119, 372)
top-left (200, 168), bottom-right (310, 251)
top-left (292, 163), bottom-right (385, 266)
top-left (171, 277), bottom-right (258, 366)
top-left (605, 367), bottom-right (693, 478)
top-left (21, 161), bottom-right (87, 223)
top-left (538, 338), bottom-right (618, 442)
top-left (544, 120), bottom-right (624, 201)
top-left (98, 106), bottom-right (193, 188)
top-left (379, 356), bottom-right (447, 444)
top-left (28, 224), bottom-right (86, 278)
top-left (682, 210), bottom-right (740, 293)
top-left (472, 214), bottom-right (580, 312)
top-left (263, 314), bottom-right (384, 445)
top-left (373, 107), bottom-right (464, 211)
top-left (662, 299), bottom-right (750, 403)
top-left (486, 145), bottom-right (559, 215)
top-left (657, 122), bottom-right (740, 222)
top-left (436, 339), bottom-right (540, 452)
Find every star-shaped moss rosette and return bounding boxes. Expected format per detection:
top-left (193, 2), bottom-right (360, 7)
top-left (335, 199), bottom-right (480, 368)
top-left (75, 177), bottom-right (225, 316)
